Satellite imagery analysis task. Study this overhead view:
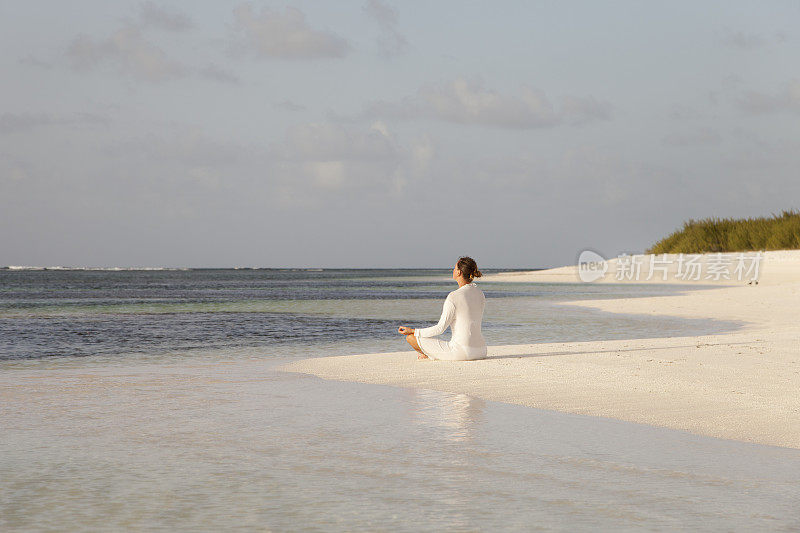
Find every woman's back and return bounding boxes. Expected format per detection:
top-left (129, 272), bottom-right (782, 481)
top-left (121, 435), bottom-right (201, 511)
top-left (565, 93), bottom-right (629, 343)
top-left (447, 282), bottom-right (487, 358)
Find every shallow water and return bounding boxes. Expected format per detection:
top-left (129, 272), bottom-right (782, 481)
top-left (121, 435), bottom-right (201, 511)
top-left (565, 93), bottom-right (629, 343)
top-left (2, 358), bottom-right (799, 531)
top-left (4, 268), bottom-right (782, 531)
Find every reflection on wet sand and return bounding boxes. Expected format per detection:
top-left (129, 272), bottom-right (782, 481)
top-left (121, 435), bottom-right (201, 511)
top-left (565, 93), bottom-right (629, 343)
top-left (406, 389), bottom-right (486, 443)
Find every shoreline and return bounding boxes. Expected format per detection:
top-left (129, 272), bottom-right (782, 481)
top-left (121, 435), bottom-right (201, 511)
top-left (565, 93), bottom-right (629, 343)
top-left (280, 250), bottom-right (800, 449)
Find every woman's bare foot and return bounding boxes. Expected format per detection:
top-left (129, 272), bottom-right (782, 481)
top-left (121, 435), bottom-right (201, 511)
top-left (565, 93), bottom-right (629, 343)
top-left (418, 353), bottom-right (429, 360)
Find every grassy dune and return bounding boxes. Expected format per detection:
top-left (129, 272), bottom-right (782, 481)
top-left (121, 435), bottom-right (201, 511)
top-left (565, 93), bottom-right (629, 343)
top-left (647, 210), bottom-right (800, 254)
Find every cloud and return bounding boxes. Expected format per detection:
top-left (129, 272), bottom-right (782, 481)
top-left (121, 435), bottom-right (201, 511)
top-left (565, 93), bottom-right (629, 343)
top-left (425, 78), bottom-right (559, 127)
top-left (198, 64), bottom-right (240, 84)
top-left (30, 128), bottom-right (273, 223)
top-left (662, 128), bottom-right (721, 147)
top-left (67, 27), bottom-right (186, 82)
top-left (303, 160), bottom-right (346, 189)
top-left (231, 4), bottom-right (350, 60)
top-left (360, 77), bottom-right (612, 129)
top-left (274, 100), bottom-right (307, 112)
top-left (138, 2), bottom-right (192, 32)
top-left (409, 133), bottom-right (435, 175)
top-left (0, 112), bottom-right (109, 135)
top-left (363, 0), bottom-right (397, 29)
top-left (720, 27), bottom-right (790, 50)
top-left (363, 0), bottom-right (408, 57)
top-left (268, 121), bottom-right (433, 198)
top-left (61, 4), bottom-right (197, 81)
top-left (0, 153), bottom-right (33, 183)
top-left (66, 23), bottom-right (238, 84)
top-left (738, 79), bottom-right (800, 114)
top-left (669, 104), bottom-right (708, 120)
top-left (62, 4), bottom-right (235, 83)
top-left (18, 55), bottom-right (53, 69)
top-left (104, 128), bottom-right (247, 169)
top-left (271, 121), bottom-right (397, 162)
top-left (90, 128), bottom-right (269, 208)
top-left (561, 95), bottom-right (613, 125)
top-left (0, 113), bottom-right (62, 134)
top-left (721, 28), bottom-right (765, 49)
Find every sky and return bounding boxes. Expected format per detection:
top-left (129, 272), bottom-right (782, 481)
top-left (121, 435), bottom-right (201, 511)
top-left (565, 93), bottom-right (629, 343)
top-left (1, 1), bottom-right (798, 268)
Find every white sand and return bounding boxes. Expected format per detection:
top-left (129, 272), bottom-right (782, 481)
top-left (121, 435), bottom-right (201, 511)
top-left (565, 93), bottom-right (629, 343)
top-left (482, 250), bottom-right (800, 286)
top-left (280, 250), bottom-right (800, 449)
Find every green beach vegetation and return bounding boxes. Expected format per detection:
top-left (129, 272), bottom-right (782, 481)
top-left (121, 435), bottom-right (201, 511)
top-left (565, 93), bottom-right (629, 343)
top-left (647, 210), bottom-right (800, 254)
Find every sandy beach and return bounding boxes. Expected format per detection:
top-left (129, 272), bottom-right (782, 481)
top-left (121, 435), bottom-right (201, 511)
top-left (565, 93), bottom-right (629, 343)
top-left (281, 250), bottom-right (800, 449)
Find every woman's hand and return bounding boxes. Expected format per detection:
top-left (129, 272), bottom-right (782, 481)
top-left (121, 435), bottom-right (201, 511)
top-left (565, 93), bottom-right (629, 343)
top-left (398, 326), bottom-right (414, 335)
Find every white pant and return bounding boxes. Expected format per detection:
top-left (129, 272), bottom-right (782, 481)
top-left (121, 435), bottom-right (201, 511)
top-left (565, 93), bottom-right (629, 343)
top-left (418, 337), bottom-right (487, 361)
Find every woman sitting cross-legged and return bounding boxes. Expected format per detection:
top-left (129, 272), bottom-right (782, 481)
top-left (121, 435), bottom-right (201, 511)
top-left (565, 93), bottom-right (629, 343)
top-left (397, 256), bottom-right (488, 361)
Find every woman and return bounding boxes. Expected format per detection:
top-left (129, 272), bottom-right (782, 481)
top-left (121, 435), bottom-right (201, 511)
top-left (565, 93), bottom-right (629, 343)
top-left (398, 256), bottom-right (488, 361)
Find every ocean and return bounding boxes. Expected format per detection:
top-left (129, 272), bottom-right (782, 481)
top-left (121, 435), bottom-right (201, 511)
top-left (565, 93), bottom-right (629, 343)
top-left (2, 268), bottom-right (799, 531)
top-left (0, 267), bottom-right (736, 363)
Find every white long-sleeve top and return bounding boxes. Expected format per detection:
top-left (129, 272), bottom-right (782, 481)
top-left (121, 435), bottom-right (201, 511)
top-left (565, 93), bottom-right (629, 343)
top-left (414, 282), bottom-right (487, 358)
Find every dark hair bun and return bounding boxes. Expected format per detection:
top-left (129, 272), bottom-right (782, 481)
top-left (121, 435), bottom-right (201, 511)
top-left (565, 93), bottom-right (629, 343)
top-left (457, 256), bottom-right (481, 281)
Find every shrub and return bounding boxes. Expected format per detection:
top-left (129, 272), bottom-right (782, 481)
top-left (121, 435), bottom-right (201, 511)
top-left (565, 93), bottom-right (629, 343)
top-left (647, 210), bottom-right (800, 254)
